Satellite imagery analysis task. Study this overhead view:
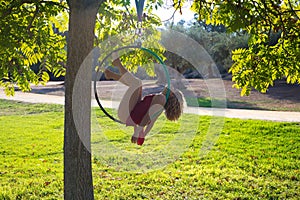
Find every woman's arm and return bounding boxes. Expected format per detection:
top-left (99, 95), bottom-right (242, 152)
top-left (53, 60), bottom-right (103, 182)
top-left (131, 126), bottom-right (143, 143)
top-left (134, 106), bottom-right (163, 145)
top-left (135, 115), bottom-right (158, 146)
top-left (132, 95), bottom-right (165, 145)
top-left (143, 95), bottom-right (165, 135)
top-left (143, 115), bottom-right (158, 136)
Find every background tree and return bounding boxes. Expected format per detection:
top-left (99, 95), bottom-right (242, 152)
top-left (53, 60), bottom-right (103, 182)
top-left (164, 21), bottom-right (248, 77)
top-left (190, 0), bottom-right (300, 95)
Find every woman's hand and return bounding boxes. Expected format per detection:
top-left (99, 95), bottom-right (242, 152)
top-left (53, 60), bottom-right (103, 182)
top-left (137, 137), bottom-right (145, 146)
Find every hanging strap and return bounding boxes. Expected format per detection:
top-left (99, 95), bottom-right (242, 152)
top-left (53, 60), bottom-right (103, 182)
top-left (135, 0), bottom-right (145, 22)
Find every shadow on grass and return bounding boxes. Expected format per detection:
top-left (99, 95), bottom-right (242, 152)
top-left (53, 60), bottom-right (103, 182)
top-left (266, 80), bottom-right (300, 102)
top-left (186, 97), bottom-right (264, 110)
top-left (0, 99), bottom-right (63, 115)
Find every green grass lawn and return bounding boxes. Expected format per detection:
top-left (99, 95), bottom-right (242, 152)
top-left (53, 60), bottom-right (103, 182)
top-left (0, 99), bottom-right (299, 199)
top-left (186, 97), bottom-right (300, 111)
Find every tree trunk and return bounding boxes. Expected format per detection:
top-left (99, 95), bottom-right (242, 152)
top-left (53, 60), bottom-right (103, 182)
top-left (64, 2), bottom-right (100, 199)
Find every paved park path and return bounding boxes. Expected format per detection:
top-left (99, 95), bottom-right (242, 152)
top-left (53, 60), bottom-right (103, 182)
top-left (1, 87), bottom-right (299, 122)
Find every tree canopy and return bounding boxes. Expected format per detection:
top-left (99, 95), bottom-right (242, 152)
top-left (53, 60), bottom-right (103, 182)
top-left (0, 0), bottom-right (67, 95)
top-left (190, 0), bottom-right (300, 95)
top-left (95, 0), bottom-right (164, 75)
top-left (0, 0), bottom-right (164, 96)
top-left (1, 0), bottom-right (299, 96)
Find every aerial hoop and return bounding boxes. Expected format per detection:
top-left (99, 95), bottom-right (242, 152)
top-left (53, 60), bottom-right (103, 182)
top-left (93, 45), bottom-right (171, 124)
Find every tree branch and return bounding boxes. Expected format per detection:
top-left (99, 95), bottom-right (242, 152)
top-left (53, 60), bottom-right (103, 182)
top-left (27, 4), bottom-right (40, 38)
top-left (161, 0), bottom-right (182, 23)
top-left (124, 4), bottom-right (135, 28)
top-left (287, 0), bottom-right (299, 19)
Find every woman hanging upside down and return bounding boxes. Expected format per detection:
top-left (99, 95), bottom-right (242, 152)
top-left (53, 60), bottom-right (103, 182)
top-left (104, 54), bottom-right (184, 145)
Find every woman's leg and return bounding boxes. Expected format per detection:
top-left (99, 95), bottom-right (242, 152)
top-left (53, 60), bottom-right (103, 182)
top-left (104, 64), bottom-right (138, 87)
top-left (117, 73), bottom-right (142, 123)
top-left (106, 58), bottom-right (142, 123)
top-left (104, 69), bottom-right (121, 81)
top-left (111, 58), bottom-right (140, 87)
top-left (112, 58), bottom-right (128, 75)
top-left (104, 68), bottom-right (142, 124)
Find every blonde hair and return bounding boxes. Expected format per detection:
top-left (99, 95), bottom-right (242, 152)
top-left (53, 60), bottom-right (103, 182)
top-left (162, 87), bottom-right (184, 121)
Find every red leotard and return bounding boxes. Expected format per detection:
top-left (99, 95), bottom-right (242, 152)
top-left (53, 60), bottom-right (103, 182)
top-left (126, 95), bottom-right (155, 126)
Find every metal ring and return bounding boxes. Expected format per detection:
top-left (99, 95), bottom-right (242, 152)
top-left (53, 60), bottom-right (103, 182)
top-left (93, 45), bottom-right (171, 124)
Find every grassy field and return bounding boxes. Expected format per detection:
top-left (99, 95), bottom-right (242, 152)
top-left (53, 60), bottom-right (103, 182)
top-left (0, 99), bottom-right (299, 199)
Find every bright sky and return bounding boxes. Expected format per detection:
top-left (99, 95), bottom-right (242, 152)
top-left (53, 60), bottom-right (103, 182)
top-left (153, 0), bottom-right (195, 23)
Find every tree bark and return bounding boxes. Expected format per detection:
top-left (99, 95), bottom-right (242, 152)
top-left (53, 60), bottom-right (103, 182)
top-left (64, 2), bottom-right (100, 199)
